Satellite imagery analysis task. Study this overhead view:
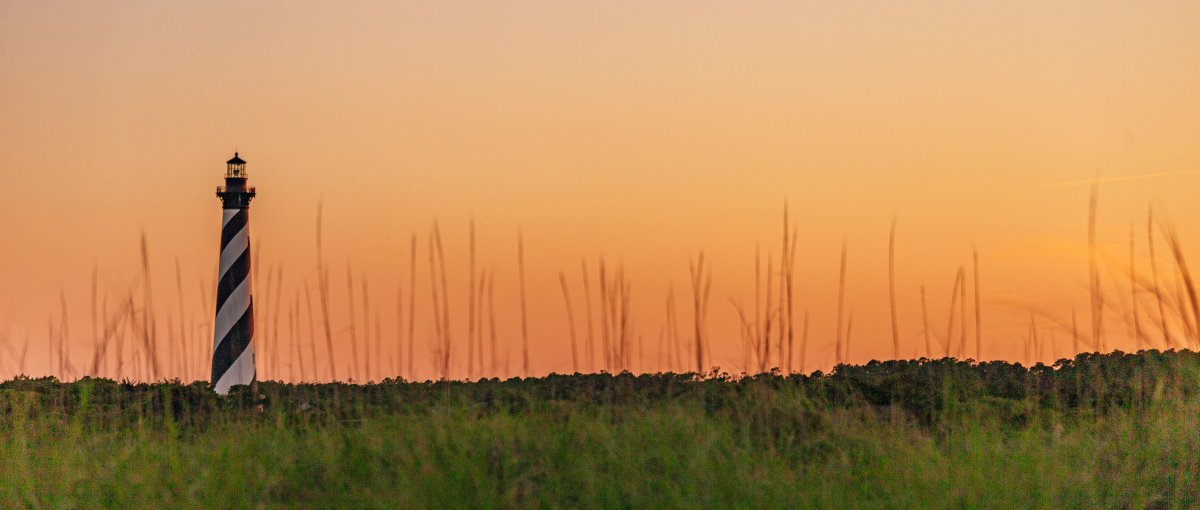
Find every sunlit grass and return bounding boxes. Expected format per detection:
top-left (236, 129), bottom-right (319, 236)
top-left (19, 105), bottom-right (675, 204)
top-left (1, 351), bottom-right (1199, 508)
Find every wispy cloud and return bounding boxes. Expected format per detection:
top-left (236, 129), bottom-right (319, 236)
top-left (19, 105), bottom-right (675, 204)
top-left (1043, 170), bottom-right (1200, 190)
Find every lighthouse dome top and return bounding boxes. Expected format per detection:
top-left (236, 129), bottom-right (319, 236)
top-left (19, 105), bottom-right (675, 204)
top-left (225, 152), bottom-right (247, 178)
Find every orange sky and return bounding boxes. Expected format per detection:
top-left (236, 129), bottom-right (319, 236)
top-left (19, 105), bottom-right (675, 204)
top-left (1, 1), bottom-right (1198, 381)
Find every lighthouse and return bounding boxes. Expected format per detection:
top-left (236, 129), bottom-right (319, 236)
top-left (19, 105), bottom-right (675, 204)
top-left (212, 152), bottom-right (257, 394)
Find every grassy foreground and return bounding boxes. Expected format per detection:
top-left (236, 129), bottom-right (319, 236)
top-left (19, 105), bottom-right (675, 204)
top-left (3, 352), bottom-right (1200, 508)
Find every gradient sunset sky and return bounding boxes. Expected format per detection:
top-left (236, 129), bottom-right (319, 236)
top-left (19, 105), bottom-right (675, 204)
top-left (1, 1), bottom-right (1198, 380)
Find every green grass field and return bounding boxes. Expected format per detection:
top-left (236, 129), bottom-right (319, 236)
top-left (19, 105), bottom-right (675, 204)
top-left (3, 351), bottom-right (1200, 509)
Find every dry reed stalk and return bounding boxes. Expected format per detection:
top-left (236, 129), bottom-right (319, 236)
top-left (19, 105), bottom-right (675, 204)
top-left (435, 224), bottom-right (452, 378)
top-left (273, 265), bottom-right (286, 379)
top-left (606, 267), bottom-right (632, 371)
top-left (1159, 218), bottom-right (1200, 348)
top-left (667, 287), bottom-right (679, 372)
top-left (622, 272), bottom-right (634, 371)
top-left (921, 285), bottom-right (932, 358)
top-left (666, 292), bottom-right (676, 371)
top-left (316, 203), bottom-right (337, 380)
top-left (703, 267), bottom-right (713, 369)
top-left (730, 298), bottom-right (754, 373)
top-left (175, 259), bottom-right (188, 380)
top-left (604, 268), bottom-right (616, 370)
top-left (762, 255), bottom-right (774, 372)
top-left (374, 315), bottom-right (382, 381)
top-left (781, 204), bottom-right (795, 372)
top-left (475, 269), bottom-right (487, 377)
top-left (1026, 314), bottom-right (1035, 365)
top-left (559, 272), bottom-right (579, 372)
top-left (58, 291), bottom-right (71, 379)
top-left (1172, 274), bottom-right (1196, 343)
top-left (116, 295), bottom-right (129, 377)
top-left (835, 240), bottom-right (847, 365)
top-left (19, 334), bottom-right (30, 377)
top-left (799, 309), bottom-right (809, 373)
top-left (362, 276), bottom-right (375, 381)
top-left (599, 259), bottom-right (610, 371)
top-left (259, 265), bottom-right (271, 379)
top-left (124, 292), bottom-right (139, 379)
top-left (468, 219), bottom-right (477, 378)
top-left (637, 332), bottom-right (645, 373)
top-left (139, 232), bottom-right (160, 381)
top-left (1148, 207), bottom-right (1170, 347)
top-left (945, 269), bottom-right (962, 359)
top-left (90, 293), bottom-right (129, 376)
top-left (973, 249), bottom-right (982, 360)
top-left (91, 266), bottom-right (98, 377)
top-left (958, 267), bottom-right (967, 358)
top-left (1034, 314), bottom-right (1046, 363)
top-left (776, 254), bottom-right (787, 370)
top-left (1088, 183), bottom-right (1104, 352)
top-left (1071, 309), bottom-right (1080, 355)
top-left (260, 264), bottom-right (272, 378)
top-left (395, 281), bottom-right (403, 379)
top-left (487, 271), bottom-right (498, 375)
top-left (426, 224), bottom-right (453, 380)
top-left (427, 231), bottom-right (444, 378)
top-left (303, 282), bottom-right (319, 382)
top-left (657, 328), bottom-right (666, 370)
top-left (889, 219), bottom-right (900, 360)
top-left (581, 259), bottom-right (595, 372)
top-left (165, 314), bottom-right (175, 378)
top-left (47, 316), bottom-right (55, 377)
top-left (1130, 224), bottom-right (1142, 351)
top-left (517, 231), bottom-right (530, 376)
top-left (344, 263), bottom-right (360, 381)
top-left (294, 297), bottom-right (307, 381)
top-left (102, 293), bottom-right (112, 376)
top-left (844, 312), bottom-right (854, 364)
top-left (287, 297), bottom-right (297, 381)
top-left (407, 234), bottom-right (417, 379)
top-left (688, 252), bottom-right (712, 373)
top-left (754, 245), bottom-right (761, 368)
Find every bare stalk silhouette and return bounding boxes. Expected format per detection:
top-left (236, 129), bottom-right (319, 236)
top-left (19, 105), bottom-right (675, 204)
top-left (920, 286), bottom-right (931, 359)
top-left (518, 231), bottom-right (530, 376)
top-left (487, 271), bottom-right (498, 375)
top-left (973, 248), bottom-right (982, 360)
top-left (782, 203), bottom-right (797, 372)
top-left (889, 219), bottom-right (900, 360)
top-left (139, 232), bottom-right (160, 381)
top-left (945, 269), bottom-right (962, 359)
top-left (835, 240), bottom-right (847, 364)
top-left (798, 309), bottom-right (809, 374)
top-left (346, 263), bottom-right (359, 381)
top-left (475, 268), bottom-right (487, 377)
top-left (1130, 224), bottom-right (1142, 351)
top-left (1089, 183), bottom-right (1105, 352)
top-left (407, 234), bottom-right (417, 379)
top-left (688, 252), bottom-right (712, 373)
top-left (581, 259), bottom-right (596, 372)
top-left (959, 266), bottom-right (967, 358)
top-left (468, 219), bottom-right (477, 378)
top-left (316, 202), bottom-right (337, 381)
top-left (1148, 207), bottom-right (1170, 347)
top-left (559, 272), bottom-right (579, 373)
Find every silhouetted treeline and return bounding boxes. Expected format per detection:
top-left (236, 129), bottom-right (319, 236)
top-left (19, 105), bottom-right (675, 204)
top-left (2, 350), bottom-right (1197, 431)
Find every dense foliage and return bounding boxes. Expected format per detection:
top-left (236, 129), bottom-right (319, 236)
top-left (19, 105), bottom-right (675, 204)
top-left (2, 350), bottom-right (1199, 508)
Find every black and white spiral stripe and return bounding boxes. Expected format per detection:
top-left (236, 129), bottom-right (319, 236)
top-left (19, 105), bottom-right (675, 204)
top-left (212, 208), bottom-right (255, 394)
